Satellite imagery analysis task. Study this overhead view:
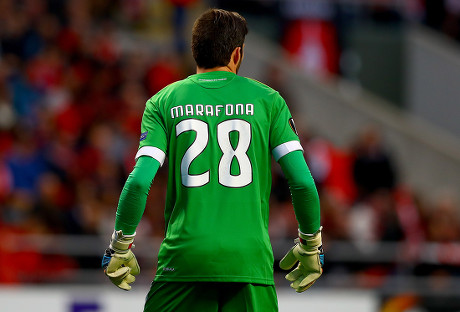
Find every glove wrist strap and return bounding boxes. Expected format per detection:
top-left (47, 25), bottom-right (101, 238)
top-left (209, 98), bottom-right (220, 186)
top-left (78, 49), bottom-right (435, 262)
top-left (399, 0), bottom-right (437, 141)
top-left (298, 226), bottom-right (322, 247)
top-left (109, 230), bottom-right (135, 253)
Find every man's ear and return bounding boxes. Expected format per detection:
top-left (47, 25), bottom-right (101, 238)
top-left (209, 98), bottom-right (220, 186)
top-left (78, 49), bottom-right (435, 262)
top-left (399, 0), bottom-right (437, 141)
top-left (233, 46), bottom-right (242, 65)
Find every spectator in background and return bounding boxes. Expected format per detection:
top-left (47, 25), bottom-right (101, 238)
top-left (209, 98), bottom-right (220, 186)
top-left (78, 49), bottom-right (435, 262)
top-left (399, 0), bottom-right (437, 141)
top-left (352, 125), bottom-right (396, 200)
top-left (349, 189), bottom-right (404, 251)
top-left (348, 126), bottom-right (404, 274)
top-left (280, 0), bottom-right (339, 78)
top-left (168, 0), bottom-right (199, 54)
top-left (426, 190), bottom-right (460, 242)
top-left (6, 127), bottom-right (49, 193)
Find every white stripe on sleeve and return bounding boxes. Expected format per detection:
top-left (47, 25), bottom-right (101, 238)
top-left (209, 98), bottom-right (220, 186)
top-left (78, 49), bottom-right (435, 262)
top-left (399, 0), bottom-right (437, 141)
top-left (272, 141), bottom-right (303, 161)
top-left (135, 146), bottom-right (166, 166)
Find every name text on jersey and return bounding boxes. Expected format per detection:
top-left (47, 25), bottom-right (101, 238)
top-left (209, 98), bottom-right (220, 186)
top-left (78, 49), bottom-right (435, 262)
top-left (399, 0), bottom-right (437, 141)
top-left (171, 103), bottom-right (254, 119)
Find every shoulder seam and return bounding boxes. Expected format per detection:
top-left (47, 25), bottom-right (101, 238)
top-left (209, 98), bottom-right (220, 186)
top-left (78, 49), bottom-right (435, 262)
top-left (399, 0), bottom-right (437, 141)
top-left (244, 77), bottom-right (277, 93)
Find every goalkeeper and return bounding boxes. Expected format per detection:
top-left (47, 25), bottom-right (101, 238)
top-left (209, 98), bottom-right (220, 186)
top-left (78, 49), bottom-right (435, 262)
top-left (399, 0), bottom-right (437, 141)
top-left (102, 8), bottom-right (323, 312)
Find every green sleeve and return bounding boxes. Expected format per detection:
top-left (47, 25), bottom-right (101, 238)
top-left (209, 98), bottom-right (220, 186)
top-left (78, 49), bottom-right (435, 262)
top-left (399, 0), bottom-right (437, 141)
top-left (115, 156), bottom-right (161, 235)
top-left (278, 150), bottom-right (320, 234)
top-left (269, 93), bottom-right (300, 151)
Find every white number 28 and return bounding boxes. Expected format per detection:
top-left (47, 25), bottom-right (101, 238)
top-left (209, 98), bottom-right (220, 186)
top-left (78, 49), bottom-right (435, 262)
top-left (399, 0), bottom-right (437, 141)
top-left (176, 119), bottom-right (252, 188)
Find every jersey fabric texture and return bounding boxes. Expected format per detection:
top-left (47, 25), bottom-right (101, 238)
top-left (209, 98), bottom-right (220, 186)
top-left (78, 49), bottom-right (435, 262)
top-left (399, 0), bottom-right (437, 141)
top-left (137, 71), bottom-right (302, 285)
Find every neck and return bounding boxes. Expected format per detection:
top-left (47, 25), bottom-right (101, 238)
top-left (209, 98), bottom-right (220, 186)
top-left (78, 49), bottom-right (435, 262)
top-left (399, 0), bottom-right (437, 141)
top-left (196, 65), bottom-right (234, 74)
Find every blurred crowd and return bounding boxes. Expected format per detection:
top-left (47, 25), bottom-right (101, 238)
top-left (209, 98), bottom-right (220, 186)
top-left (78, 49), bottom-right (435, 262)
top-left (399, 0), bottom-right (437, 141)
top-left (0, 0), bottom-right (199, 282)
top-left (1, 0), bottom-right (460, 287)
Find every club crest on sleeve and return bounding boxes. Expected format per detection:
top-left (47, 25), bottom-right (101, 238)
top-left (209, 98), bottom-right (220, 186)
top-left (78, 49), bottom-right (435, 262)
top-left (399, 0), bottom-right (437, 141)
top-left (140, 131), bottom-right (148, 141)
top-left (289, 118), bottom-right (298, 135)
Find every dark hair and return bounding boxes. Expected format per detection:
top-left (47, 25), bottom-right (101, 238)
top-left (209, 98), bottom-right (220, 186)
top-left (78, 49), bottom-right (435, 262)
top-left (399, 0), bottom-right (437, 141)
top-left (192, 9), bottom-right (248, 69)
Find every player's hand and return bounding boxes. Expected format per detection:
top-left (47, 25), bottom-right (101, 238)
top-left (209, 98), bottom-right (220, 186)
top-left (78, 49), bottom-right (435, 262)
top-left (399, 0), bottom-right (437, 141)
top-left (102, 230), bottom-right (140, 291)
top-left (279, 227), bottom-right (324, 293)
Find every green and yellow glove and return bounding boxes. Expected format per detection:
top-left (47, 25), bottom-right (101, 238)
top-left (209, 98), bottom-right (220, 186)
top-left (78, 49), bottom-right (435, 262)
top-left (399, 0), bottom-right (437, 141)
top-left (101, 230), bottom-right (140, 291)
top-left (279, 226), bottom-right (324, 293)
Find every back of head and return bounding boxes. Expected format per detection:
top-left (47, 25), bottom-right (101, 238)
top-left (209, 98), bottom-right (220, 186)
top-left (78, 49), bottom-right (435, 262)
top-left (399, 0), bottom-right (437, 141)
top-left (192, 8), bottom-right (248, 69)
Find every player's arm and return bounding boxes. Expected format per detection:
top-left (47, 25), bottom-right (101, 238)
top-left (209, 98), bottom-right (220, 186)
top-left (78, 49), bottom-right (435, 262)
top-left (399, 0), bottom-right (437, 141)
top-left (268, 92), bottom-right (323, 292)
top-left (115, 156), bottom-right (160, 235)
top-left (102, 97), bottom-right (168, 290)
top-left (278, 150), bottom-right (320, 234)
top-left (101, 156), bottom-right (160, 291)
top-left (277, 150), bottom-right (324, 292)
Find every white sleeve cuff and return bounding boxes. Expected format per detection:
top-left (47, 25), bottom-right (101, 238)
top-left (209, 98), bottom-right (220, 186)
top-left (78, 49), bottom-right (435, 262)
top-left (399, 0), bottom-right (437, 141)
top-left (272, 140), bottom-right (303, 161)
top-left (135, 146), bottom-right (166, 166)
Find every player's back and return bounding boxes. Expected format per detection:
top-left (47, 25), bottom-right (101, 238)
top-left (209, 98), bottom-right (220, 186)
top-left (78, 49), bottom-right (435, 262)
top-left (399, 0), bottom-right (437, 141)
top-left (139, 71), bottom-right (300, 284)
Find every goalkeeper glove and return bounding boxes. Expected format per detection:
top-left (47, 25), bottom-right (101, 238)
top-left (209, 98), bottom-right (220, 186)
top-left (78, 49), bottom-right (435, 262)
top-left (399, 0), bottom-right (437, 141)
top-left (279, 226), bottom-right (324, 293)
top-left (101, 230), bottom-right (140, 291)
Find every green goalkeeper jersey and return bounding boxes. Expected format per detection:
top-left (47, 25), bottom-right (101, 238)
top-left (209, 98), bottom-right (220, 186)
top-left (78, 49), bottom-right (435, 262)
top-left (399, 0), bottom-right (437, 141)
top-left (137, 71), bottom-right (302, 285)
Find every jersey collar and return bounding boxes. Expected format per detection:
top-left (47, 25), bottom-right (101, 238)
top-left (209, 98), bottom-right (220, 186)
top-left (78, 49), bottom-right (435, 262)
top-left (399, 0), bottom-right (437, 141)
top-left (188, 71), bottom-right (237, 89)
